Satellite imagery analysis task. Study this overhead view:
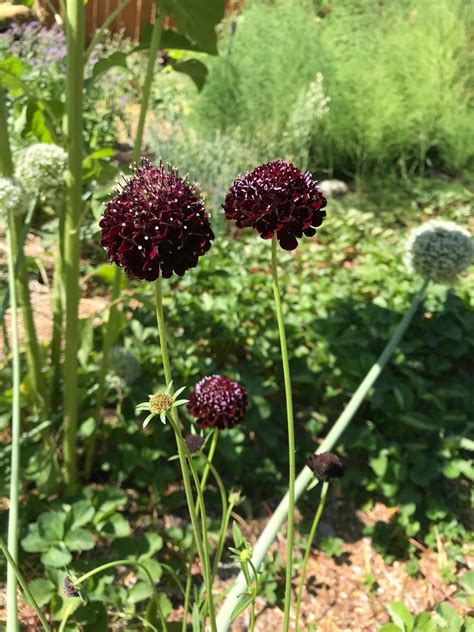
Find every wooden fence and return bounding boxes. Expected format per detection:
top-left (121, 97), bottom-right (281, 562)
top-left (42, 0), bottom-right (244, 42)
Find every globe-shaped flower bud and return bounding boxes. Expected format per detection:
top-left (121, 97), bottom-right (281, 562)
top-left (223, 160), bottom-right (327, 250)
top-left (307, 452), bottom-right (345, 481)
top-left (100, 159), bottom-right (214, 281)
top-left (404, 220), bottom-right (473, 284)
top-left (0, 176), bottom-right (28, 216)
top-left (188, 375), bottom-right (248, 430)
top-left (14, 143), bottom-right (67, 205)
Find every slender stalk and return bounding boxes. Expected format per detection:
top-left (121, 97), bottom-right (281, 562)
top-left (1, 87), bottom-right (20, 632)
top-left (0, 537), bottom-right (51, 632)
top-left (182, 570), bottom-right (192, 632)
top-left (85, 8), bottom-right (163, 478)
top-left (200, 429), bottom-right (218, 492)
top-left (216, 279), bottom-right (430, 631)
top-left (154, 278), bottom-right (217, 632)
top-left (50, 214), bottom-right (65, 413)
top-left (84, 0), bottom-right (131, 63)
top-left (62, 0), bottom-right (84, 491)
top-left (294, 481), bottom-right (329, 631)
top-left (271, 234), bottom-right (296, 632)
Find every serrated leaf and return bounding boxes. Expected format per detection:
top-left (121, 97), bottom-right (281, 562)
top-left (64, 528), bottom-right (95, 551)
top-left (21, 526), bottom-right (49, 553)
top-left (71, 501), bottom-right (95, 529)
top-left (129, 581), bottom-right (152, 603)
top-left (41, 545), bottom-right (72, 568)
top-left (38, 511), bottom-right (66, 542)
top-left (386, 602), bottom-right (414, 631)
top-left (28, 578), bottom-right (56, 607)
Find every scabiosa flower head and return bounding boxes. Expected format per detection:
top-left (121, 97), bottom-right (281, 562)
top-left (307, 452), bottom-right (345, 481)
top-left (223, 160), bottom-right (327, 250)
top-left (63, 576), bottom-right (80, 598)
top-left (185, 434), bottom-right (205, 454)
top-left (149, 392), bottom-right (174, 415)
top-left (99, 159), bottom-right (214, 281)
top-left (14, 143), bottom-right (67, 205)
top-left (404, 220), bottom-right (473, 284)
top-left (0, 177), bottom-right (28, 216)
top-left (188, 375), bottom-right (248, 430)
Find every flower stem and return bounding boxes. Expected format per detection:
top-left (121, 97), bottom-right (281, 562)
top-left (271, 234), bottom-right (296, 632)
top-left (62, 0), bottom-right (84, 492)
top-left (216, 279), bottom-right (429, 631)
top-left (154, 278), bottom-right (217, 632)
top-left (0, 536), bottom-right (51, 632)
top-left (294, 480), bottom-right (329, 631)
top-left (1, 87), bottom-right (20, 632)
top-left (85, 7), bottom-right (163, 478)
top-left (200, 429), bottom-right (218, 499)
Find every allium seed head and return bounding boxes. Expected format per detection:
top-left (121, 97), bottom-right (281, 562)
top-left (149, 392), bottom-right (173, 415)
top-left (223, 160), bottom-right (326, 250)
top-left (404, 220), bottom-right (473, 284)
top-left (100, 159), bottom-right (214, 281)
top-left (0, 177), bottom-right (28, 216)
top-left (307, 452), bottom-right (345, 481)
top-left (15, 143), bottom-right (67, 205)
top-left (108, 346), bottom-right (141, 386)
top-left (188, 375), bottom-right (248, 430)
top-left (185, 434), bottom-right (205, 454)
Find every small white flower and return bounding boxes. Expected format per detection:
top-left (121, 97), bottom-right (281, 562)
top-left (15, 143), bottom-right (68, 205)
top-left (405, 220), bottom-right (473, 284)
top-left (0, 176), bottom-right (28, 216)
top-left (136, 381), bottom-right (188, 429)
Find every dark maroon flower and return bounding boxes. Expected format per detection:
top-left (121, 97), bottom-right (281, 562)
top-left (63, 576), bottom-right (79, 598)
top-left (100, 159), bottom-right (214, 281)
top-left (188, 375), bottom-right (248, 430)
top-left (222, 160), bottom-right (326, 250)
top-left (185, 434), bottom-right (205, 454)
top-left (307, 452), bottom-right (345, 481)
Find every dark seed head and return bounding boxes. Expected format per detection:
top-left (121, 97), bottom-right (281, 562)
top-left (188, 375), bottom-right (248, 430)
top-left (223, 159), bottom-right (326, 251)
top-left (184, 434), bottom-right (205, 454)
top-left (100, 159), bottom-right (214, 281)
top-left (63, 576), bottom-right (80, 598)
top-left (307, 452), bottom-right (345, 481)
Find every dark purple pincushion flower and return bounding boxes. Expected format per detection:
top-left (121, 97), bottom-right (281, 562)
top-left (188, 375), bottom-right (248, 430)
top-left (307, 452), bottom-right (345, 481)
top-left (222, 160), bottom-right (327, 250)
top-left (99, 160), bottom-right (214, 281)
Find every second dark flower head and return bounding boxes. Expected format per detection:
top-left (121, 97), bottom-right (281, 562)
top-left (223, 159), bottom-right (327, 251)
top-left (188, 375), bottom-right (248, 430)
top-left (100, 159), bottom-right (214, 281)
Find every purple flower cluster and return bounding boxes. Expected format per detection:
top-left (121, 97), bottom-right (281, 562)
top-left (0, 22), bottom-right (66, 72)
top-left (100, 160), bottom-right (214, 281)
top-left (223, 160), bottom-right (327, 250)
top-left (188, 375), bottom-right (248, 430)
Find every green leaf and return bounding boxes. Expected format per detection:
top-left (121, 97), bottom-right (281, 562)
top-left (129, 581), bottom-right (152, 603)
top-left (192, 603), bottom-right (200, 631)
top-left (232, 521), bottom-right (245, 549)
top-left (28, 578), bottom-right (56, 607)
top-left (378, 626), bottom-right (404, 632)
top-left (41, 545), bottom-right (72, 568)
top-left (159, 0), bottom-right (225, 54)
top-left (230, 593), bottom-right (254, 622)
top-left (169, 58), bottom-right (208, 90)
top-left (64, 528), bottom-right (95, 552)
top-left (71, 501), bottom-right (95, 529)
top-left (38, 511), bottom-right (66, 542)
top-left (459, 570), bottom-right (474, 594)
top-left (89, 51), bottom-right (128, 85)
top-left (386, 602), bottom-right (414, 631)
top-left (21, 526), bottom-right (49, 553)
top-left (435, 603), bottom-right (462, 632)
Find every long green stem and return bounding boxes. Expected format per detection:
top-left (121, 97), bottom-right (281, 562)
top-left (85, 8), bottom-right (163, 478)
top-left (271, 235), bottom-right (296, 632)
top-left (62, 0), bottom-right (84, 491)
top-left (1, 87), bottom-right (20, 632)
top-left (0, 536), bottom-right (51, 632)
top-left (294, 480), bottom-right (329, 631)
top-left (50, 213), bottom-right (65, 413)
top-left (216, 279), bottom-right (430, 631)
top-left (154, 278), bottom-right (217, 632)
top-left (200, 429), bottom-right (218, 492)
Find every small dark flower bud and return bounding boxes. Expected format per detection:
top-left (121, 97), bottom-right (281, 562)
top-left (63, 576), bottom-right (80, 598)
top-left (184, 434), bottom-right (205, 454)
top-left (307, 452), bottom-right (345, 481)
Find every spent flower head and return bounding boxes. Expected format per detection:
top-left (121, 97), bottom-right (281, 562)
top-left (223, 159), bottom-right (326, 250)
top-left (188, 375), bottom-right (248, 430)
top-left (405, 220), bottom-right (473, 284)
top-left (62, 576), bottom-right (80, 599)
top-left (307, 452), bottom-right (345, 481)
top-left (184, 433), bottom-right (205, 454)
top-left (0, 176), bottom-right (28, 216)
top-left (107, 346), bottom-right (141, 388)
top-left (15, 143), bottom-right (67, 205)
top-left (100, 159), bottom-right (214, 281)
top-left (136, 381), bottom-right (188, 428)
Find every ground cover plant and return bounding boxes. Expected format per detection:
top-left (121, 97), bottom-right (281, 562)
top-left (0, 1), bottom-right (473, 631)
